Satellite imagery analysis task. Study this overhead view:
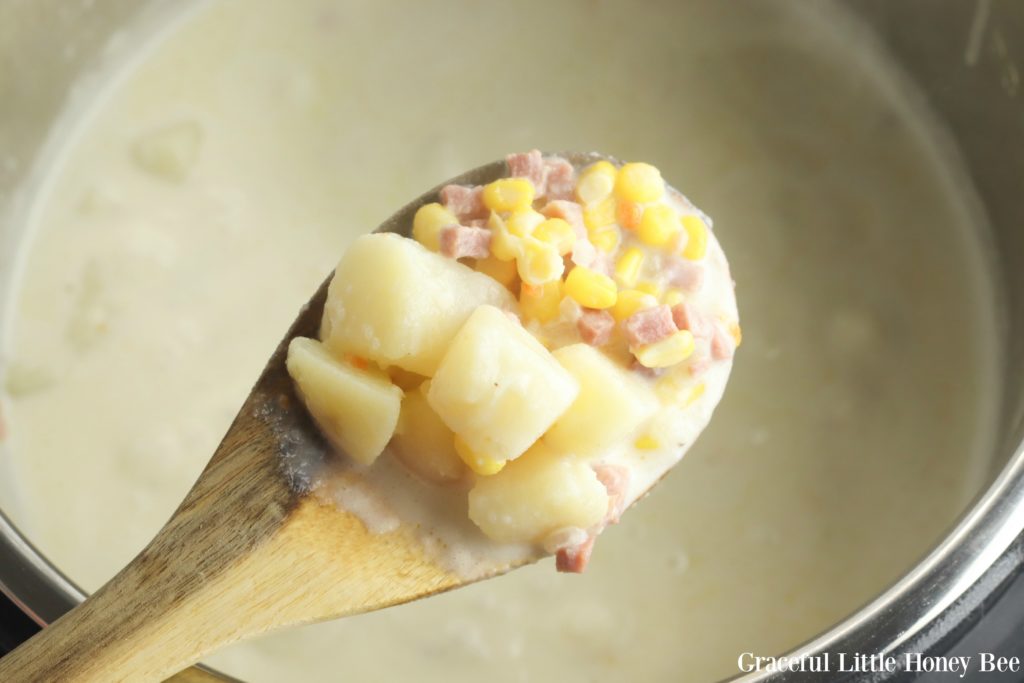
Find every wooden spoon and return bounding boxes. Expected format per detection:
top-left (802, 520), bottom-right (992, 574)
top-left (0, 153), bottom-right (614, 683)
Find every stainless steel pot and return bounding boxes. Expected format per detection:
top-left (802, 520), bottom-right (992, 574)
top-left (1, 1), bottom-right (1023, 681)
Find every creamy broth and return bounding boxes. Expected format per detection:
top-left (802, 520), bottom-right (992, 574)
top-left (0, 1), bottom-right (999, 682)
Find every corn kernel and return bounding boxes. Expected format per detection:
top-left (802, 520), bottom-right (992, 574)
top-left (589, 224), bottom-right (621, 253)
top-left (488, 212), bottom-right (520, 261)
top-left (663, 289), bottom-right (685, 307)
top-left (615, 162), bottom-right (664, 203)
top-left (576, 160), bottom-right (618, 205)
top-left (634, 330), bottom-right (696, 368)
top-left (507, 207), bottom-right (545, 237)
top-left (517, 237), bottom-right (564, 286)
top-left (519, 280), bottom-right (563, 323)
top-left (412, 202), bottom-right (457, 252)
top-left (483, 178), bottom-right (535, 213)
top-left (614, 247), bottom-right (645, 288)
top-left (583, 195), bottom-right (617, 230)
top-left (454, 435), bottom-right (506, 476)
top-left (635, 281), bottom-right (663, 298)
top-left (612, 288), bottom-right (659, 322)
top-left (533, 218), bottom-right (576, 255)
top-left (681, 214), bottom-right (708, 260)
top-left (684, 382), bottom-right (706, 407)
top-left (635, 435), bottom-right (660, 450)
top-left (728, 321), bottom-right (743, 347)
top-left (616, 200), bottom-right (643, 231)
top-left (565, 266), bottom-right (618, 309)
top-left (475, 255), bottom-right (519, 290)
top-left (638, 204), bottom-right (681, 247)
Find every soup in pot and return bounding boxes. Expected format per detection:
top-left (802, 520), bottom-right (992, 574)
top-left (0, 0), bottom-right (1000, 681)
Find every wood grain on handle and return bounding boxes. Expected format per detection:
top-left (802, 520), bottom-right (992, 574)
top-left (0, 403), bottom-right (460, 682)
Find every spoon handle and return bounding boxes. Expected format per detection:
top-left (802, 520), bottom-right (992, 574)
top-left (0, 417), bottom-right (457, 682)
top-left (0, 433), bottom-right (298, 682)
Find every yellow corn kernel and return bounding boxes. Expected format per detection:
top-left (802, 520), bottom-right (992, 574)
top-left (517, 237), bottom-right (564, 286)
top-left (576, 160), bottom-right (618, 204)
top-left (533, 218), bottom-right (576, 255)
top-left (638, 204), bottom-right (681, 248)
top-left (684, 382), bottom-right (706, 407)
top-left (681, 214), bottom-right (708, 260)
top-left (488, 212), bottom-right (520, 261)
top-left (634, 330), bottom-right (696, 368)
top-left (728, 321), bottom-right (743, 347)
top-left (454, 435), bottom-right (506, 476)
top-left (614, 247), bottom-right (645, 288)
top-left (507, 207), bottom-right (545, 237)
top-left (589, 224), bottom-right (621, 253)
top-left (475, 255), bottom-right (519, 290)
top-left (663, 289), bottom-right (685, 307)
top-left (412, 202), bottom-right (457, 252)
top-left (565, 266), bottom-right (618, 309)
top-left (615, 162), bottom-right (664, 203)
top-left (519, 280), bottom-right (563, 324)
top-left (483, 178), bottom-right (535, 213)
top-left (635, 435), bottom-right (660, 450)
top-left (612, 288), bottom-right (659, 322)
top-left (635, 281), bottom-right (663, 299)
top-left (583, 195), bottom-right (617, 230)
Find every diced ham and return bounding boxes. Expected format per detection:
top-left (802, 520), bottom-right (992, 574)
top-left (506, 149), bottom-right (545, 191)
top-left (555, 464), bottom-right (631, 574)
top-left (710, 322), bottom-right (736, 360)
top-left (624, 305), bottom-right (677, 347)
top-left (543, 157), bottom-right (576, 200)
top-left (439, 224), bottom-right (491, 259)
top-left (670, 302), bottom-right (712, 340)
top-left (556, 535), bottom-right (595, 574)
top-left (577, 309), bottom-right (615, 346)
top-left (541, 200), bottom-right (584, 232)
top-left (594, 463), bottom-right (630, 526)
top-left (467, 218), bottom-right (488, 228)
top-left (688, 355), bottom-right (712, 377)
top-left (440, 184), bottom-right (487, 221)
top-left (663, 257), bottom-right (705, 293)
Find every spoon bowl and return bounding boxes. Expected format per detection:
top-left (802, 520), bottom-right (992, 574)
top-left (0, 154), bottom-right (584, 683)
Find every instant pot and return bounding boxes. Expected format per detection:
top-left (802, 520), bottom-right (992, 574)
top-left (2, 1), bottom-right (1024, 681)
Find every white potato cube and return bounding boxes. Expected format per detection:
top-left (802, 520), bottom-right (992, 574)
top-left (544, 344), bottom-right (659, 456)
top-left (286, 337), bottom-right (402, 465)
top-left (468, 443), bottom-right (609, 543)
top-left (321, 233), bottom-right (515, 376)
top-left (427, 305), bottom-right (579, 463)
top-left (390, 382), bottom-right (466, 484)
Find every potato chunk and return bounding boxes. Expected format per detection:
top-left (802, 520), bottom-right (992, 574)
top-left (286, 337), bottom-right (402, 465)
top-left (468, 444), bottom-right (609, 543)
top-left (544, 344), bottom-right (659, 456)
top-left (321, 233), bottom-right (515, 375)
top-left (390, 382), bottom-right (466, 484)
top-left (427, 305), bottom-right (579, 463)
